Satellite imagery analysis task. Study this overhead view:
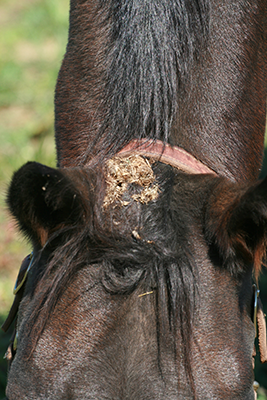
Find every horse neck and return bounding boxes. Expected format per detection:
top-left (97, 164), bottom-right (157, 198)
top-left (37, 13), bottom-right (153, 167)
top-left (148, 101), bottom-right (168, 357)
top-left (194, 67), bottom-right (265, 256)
top-left (170, 0), bottom-right (267, 183)
top-left (55, 0), bottom-right (267, 181)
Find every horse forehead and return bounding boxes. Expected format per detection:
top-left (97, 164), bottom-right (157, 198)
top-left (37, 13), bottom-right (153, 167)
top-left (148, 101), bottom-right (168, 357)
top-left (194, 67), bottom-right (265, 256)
top-left (7, 262), bottom-right (254, 400)
top-left (7, 281), bottom-right (166, 399)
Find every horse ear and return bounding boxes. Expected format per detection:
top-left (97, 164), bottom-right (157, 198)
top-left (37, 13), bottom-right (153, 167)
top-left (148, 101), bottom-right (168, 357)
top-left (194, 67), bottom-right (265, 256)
top-left (7, 162), bottom-right (84, 246)
top-left (206, 177), bottom-right (267, 277)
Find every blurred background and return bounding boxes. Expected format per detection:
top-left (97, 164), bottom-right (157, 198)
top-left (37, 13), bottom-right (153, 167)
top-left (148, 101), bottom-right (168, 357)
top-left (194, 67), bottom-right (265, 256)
top-left (0, 0), bottom-right (68, 396)
top-left (0, 0), bottom-right (266, 398)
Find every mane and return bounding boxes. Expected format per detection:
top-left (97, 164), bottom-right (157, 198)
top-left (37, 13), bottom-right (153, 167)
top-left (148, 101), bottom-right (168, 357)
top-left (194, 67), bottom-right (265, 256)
top-left (86, 0), bottom-right (209, 161)
top-left (25, 164), bottom-right (197, 388)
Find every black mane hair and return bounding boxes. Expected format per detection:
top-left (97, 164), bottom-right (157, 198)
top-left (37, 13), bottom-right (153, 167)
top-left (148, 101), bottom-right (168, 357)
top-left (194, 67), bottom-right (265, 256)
top-left (86, 0), bottom-right (209, 161)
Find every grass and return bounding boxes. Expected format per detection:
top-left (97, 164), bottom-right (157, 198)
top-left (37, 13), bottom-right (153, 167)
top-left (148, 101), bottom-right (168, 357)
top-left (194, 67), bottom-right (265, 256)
top-left (0, 0), bottom-right (68, 397)
top-left (0, 0), bottom-right (267, 398)
top-left (0, 0), bottom-right (68, 299)
top-left (0, 0), bottom-right (69, 185)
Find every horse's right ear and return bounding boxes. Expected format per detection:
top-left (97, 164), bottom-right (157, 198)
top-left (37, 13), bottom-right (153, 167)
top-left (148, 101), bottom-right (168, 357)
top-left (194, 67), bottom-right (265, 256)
top-left (205, 177), bottom-right (267, 277)
top-left (7, 162), bottom-right (84, 246)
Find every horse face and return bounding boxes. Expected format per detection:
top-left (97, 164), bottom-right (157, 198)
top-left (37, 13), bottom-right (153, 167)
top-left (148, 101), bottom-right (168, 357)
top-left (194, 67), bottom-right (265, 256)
top-left (4, 160), bottom-right (267, 399)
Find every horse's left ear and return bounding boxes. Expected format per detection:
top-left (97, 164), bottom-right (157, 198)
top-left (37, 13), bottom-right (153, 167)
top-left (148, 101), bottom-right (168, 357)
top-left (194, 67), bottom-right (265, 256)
top-left (205, 177), bottom-right (267, 276)
top-left (7, 162), bottom-right (85, 246)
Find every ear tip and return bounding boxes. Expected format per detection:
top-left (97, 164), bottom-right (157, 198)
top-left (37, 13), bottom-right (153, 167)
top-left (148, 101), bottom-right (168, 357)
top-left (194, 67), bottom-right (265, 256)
top-left (14, 161), bottom-right (55, 174)
top-left (9, 162), bottom-right (57, 190)
top-left (7, 162), bottom-right (84, 241)
top-left (6, 162), bottom-right (54, 214)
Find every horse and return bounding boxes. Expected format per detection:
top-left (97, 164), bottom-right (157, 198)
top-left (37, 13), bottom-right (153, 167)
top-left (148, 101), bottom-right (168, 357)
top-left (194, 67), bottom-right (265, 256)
top-left (2, 0), bottom-right (267, 399)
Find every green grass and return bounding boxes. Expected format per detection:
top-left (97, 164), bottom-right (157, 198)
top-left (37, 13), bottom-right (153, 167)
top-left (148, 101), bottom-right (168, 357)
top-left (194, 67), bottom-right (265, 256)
top-left (0, 0), bottom-right (68, 397)
top-left (0, 0), bottom-right (267, 399)
top-left (0, 0), bottom-right (69, 185)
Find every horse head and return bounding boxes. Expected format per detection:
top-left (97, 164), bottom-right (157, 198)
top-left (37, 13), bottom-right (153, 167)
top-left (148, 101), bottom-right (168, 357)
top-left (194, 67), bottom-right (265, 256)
top-left (3, 0), bottom-right (267, 398)
top-left (4, 158), bottom-right (267, 399)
